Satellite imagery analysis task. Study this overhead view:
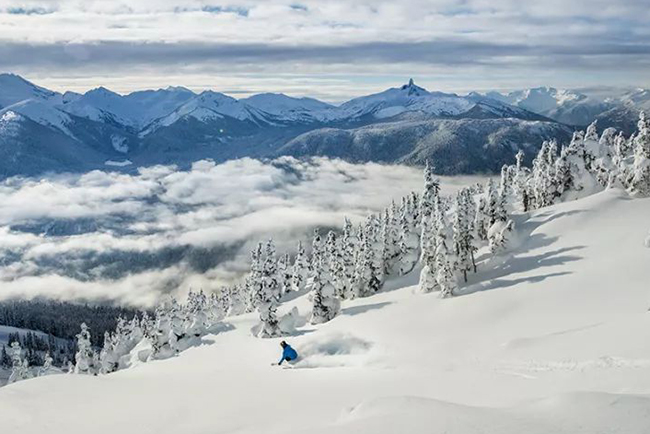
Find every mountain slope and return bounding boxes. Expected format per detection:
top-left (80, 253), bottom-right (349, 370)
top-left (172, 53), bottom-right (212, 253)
top-left (1, 188), bottom-right (649, 433)
top-left (280, 118), bottom-right (573, 173)
top-left (0, 75), bottom-right (602, 177)
top-left (0, 73), bottom-right (60, 108)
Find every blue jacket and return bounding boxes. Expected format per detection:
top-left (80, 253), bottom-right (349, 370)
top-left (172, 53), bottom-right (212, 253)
top-left (279, 345), bottom-right (298, 365)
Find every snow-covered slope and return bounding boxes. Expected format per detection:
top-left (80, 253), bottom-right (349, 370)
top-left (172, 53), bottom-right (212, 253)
top-left (338, 79), bottom-right (475, 120)
top-left (1, 188), bottom-right (649, 433)
top-left (1, 99), bottom-right (74, 137)
top-left (241, 93), bottom-right (336, 123)
top-left (0, 73), bottom-right (60, 108)
top-left (485, 87), bottom-right (612, 126)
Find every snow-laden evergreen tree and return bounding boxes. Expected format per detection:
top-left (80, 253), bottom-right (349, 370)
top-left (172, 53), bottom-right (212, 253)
top-left (39, 351), bottom-right (54, 376)
top-left (353, 225), bottom-right (382, 297)
top-left (631, 112), bottom-right (650, 196)
top-left (169, 298), bottom-right (189, 351)
top-left (254, 239), bottom-right (283, 338)
top-left (277, 253), bottom-right (293, 296)
top-left (555, 131), bottom-right (601, 201)
top-left (381, 205), bottom-right (402, 274)
top-left (7, 341), bottom-right (30, 384)
top-left (334, 218), bottom-right (357, 299)
top-left (592, 127), bottom-right (617, 187)
top-left (453, 189), bottom-right (478, 282)
top-left (148, 303), bottom-right (174, 360)
top-left (227, 285), bottom-right (246, 316)
top-left (397, 195), bottom-right (420, 275)
top-left (245, 243), bottom-right (264, 313)
top-left (309, 239), bottom-right (341, 324)
top-left (433, 204), bottom-right (457, 298)
top-left (99, 330), bottom-right (119, 374)
top-left (531, 141), bottom-right (558, 208)
top-left (488, 219), bottom-right (515, 254)
top-left (474, 195), bottom-right (489, 242)
top-left (74, 323), bottom-right (96, 375)
top-left (419, 161), bottom-right (440, 220)
top-left (186, 290), bottom-right (208, 338)
top-left (612, 131), bottom-right (633, 187)
top-left (512, 150), bottom-right (532, 211)
top-left (418, 217), bottom-right (438, 293)
top-left (208, 290), bottom-right (227, 323)
top-left (290, 241), bottom-right (308, 292)
top-left (367, 216), bottom-right (387, 286)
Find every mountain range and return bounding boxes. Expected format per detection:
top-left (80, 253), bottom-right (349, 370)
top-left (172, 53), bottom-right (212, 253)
top-left (0, 73), bottom-right (647, 177)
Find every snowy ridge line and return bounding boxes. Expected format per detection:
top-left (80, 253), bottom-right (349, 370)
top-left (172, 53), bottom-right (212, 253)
top-left (4, 111), bottom-right (649, 385)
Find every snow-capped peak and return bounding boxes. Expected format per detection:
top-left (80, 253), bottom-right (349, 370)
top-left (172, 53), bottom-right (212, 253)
top-left (0, 73), bottom-right (60, 108)
top-left (400, 78), bottom-right (429, 97)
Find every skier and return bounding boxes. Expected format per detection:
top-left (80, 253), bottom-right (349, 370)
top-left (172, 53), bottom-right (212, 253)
top-left (277, 340), bottom-right (298, 365)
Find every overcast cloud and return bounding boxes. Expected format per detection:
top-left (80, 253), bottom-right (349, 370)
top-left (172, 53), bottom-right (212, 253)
top-left (0, 1), bottom-right (648, 98)
top-left (0, 157), bottom-right (485, 307)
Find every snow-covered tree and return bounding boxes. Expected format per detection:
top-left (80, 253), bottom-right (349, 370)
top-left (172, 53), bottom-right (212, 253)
top-left (309, 241), bottom-right (340, 324)
top-left (433, 204), bottom-right (456, 298)
top-left (419, 161), bottom-right (440, 220)
top-left (147, 301), bottom-right (176, 360)
top-left (353, 225), bottom-right (382, 297)
top-left (186, 290), bottom-right (208, 338)
top-left (397, 196), bottom-right (420, 275)
top-left (254, 240), bottom-right (282, 338)
top-left (225, 285), bottom-right (244, 316)
top-left (7, 341), bottom-right (30, 384)
top-left (419, 212), bottom-right (439, 293)
top-left (74, 323), bottom-right (97, 375)
top-left (381, 205), bottom-right (402, 274)
top-left (38, 352), bottom-right (54, 377)
top-left (631, 112), bottom-right (650, 196)
top-left (488, 219), bottom-right (515, 254)
top-left (334, 218), bottom-right (357, 299)
top-left (512, 150), bottom-right (532, 211)
top-left (277, 253), bottom-right (293, 296)
top-left (453, 189), bottom-right (478, 282)
top-left (291, 241), bottom-right (308, 292)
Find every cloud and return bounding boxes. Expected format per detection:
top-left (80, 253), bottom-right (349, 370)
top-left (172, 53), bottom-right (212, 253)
top-left (0, 0), bottom-right (648, 96)
top-left (0, 157), bottom-right (487, 307)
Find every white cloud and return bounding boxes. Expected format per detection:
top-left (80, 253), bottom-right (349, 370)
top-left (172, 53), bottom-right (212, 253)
top-left (0, 157), bottom-right (486, 307)
top-left (0, 1), bottom-right (648, 96)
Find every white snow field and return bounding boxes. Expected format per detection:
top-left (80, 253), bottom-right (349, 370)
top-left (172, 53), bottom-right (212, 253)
top-left (1, 187), bottom-right (650, 433)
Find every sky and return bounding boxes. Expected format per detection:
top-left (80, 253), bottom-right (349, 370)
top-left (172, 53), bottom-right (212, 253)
top-left (0, 0), bottom-right (649, 101)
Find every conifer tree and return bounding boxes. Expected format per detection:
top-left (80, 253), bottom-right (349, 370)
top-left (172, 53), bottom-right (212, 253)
top-left (418, 212), bottom-right (439, 293)
top-left (7, 341), bottom-right (30, 384)
top-left (255, 239), bottom-right (282, 338)
top-left (291, 241), bottom-right (308, 292)
top-left (39, 352), bottom-right (53, 376)
top-left (397, 196), bottom-right (420, 275)
top-left (631, 112), bottom-right (650, 196)
top-left (513, 150), bottom-right (532, 211)
top-left (419, 161), bottom-right (440, 220)
top-left (335, 218), bottom-right (357, 299)
top-left (433, 204), bottom-right (456, 297)
top-left (309, 244), bottom-right (341, 324)
top-left (353, 226), bottom-right (382, 297)
top-left (227, 285), bottom-right (246, 317)
top-left (74, 323), bottom-right (96, 375)
top-left (277, 253), bottom-right (293, 296)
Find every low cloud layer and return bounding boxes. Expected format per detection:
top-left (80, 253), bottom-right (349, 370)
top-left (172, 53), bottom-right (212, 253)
top-left (0, 157), bottom-right (484, 307)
